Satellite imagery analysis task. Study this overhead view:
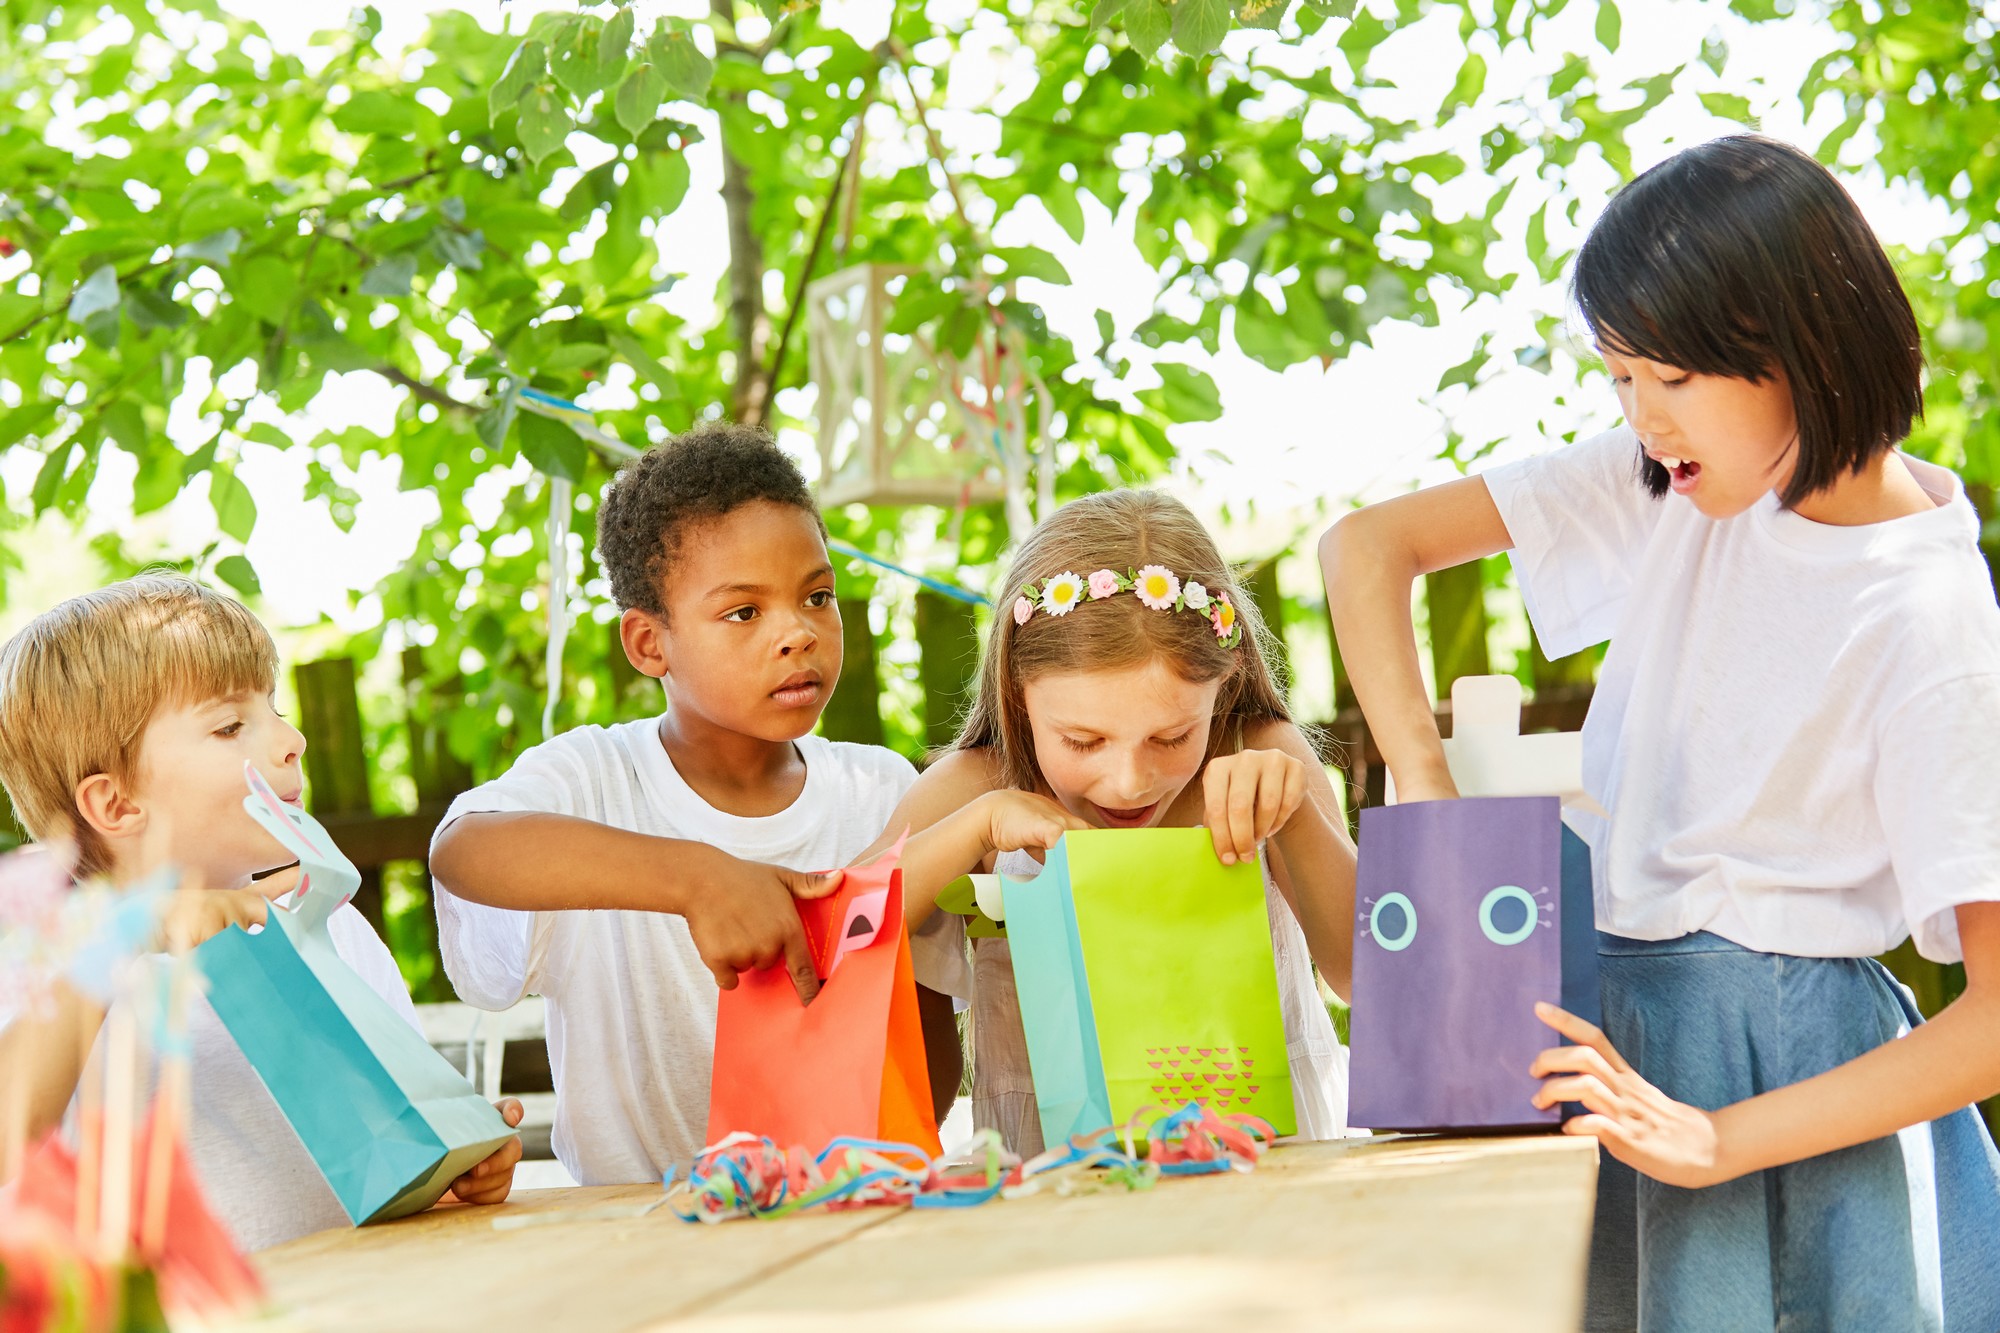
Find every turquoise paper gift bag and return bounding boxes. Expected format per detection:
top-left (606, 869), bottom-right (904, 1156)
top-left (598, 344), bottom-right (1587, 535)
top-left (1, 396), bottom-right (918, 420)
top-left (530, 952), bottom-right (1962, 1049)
top-left (196, 764), bottom-right (514, 1225)
top-left (999, 828), bottom-right (1296, 1149)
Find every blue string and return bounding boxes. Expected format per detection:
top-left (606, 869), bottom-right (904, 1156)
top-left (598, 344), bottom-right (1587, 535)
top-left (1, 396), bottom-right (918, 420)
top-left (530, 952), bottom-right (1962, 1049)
top-left (510, 389), bottom-right (993, 609)
top-left (827, 540), bottom-right (990, 607)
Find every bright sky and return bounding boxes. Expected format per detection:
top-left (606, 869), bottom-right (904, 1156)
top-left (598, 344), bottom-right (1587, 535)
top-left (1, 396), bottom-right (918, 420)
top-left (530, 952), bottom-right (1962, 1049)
top-left (2, 0), bottom-right (1953, 688)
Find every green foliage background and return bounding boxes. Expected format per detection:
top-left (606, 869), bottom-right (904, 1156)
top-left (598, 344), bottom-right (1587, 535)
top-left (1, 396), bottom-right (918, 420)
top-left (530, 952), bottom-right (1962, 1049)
top-left (2, 0), bottom-right (1996, 990)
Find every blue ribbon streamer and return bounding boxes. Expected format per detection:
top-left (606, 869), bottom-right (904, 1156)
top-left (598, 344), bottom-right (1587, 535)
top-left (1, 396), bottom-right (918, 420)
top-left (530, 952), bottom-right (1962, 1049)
top-left (827, 540), bottom-right (990, 607)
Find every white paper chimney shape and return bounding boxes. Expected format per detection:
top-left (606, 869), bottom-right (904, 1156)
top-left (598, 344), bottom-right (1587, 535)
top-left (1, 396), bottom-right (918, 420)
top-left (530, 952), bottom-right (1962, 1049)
top-left (1387, 675), bottom-right (1606, 817)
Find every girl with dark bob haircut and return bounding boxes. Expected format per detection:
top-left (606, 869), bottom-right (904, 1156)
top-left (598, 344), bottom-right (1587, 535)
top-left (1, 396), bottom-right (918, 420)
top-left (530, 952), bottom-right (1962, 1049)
top-left (1575, 135), bottom-right (1926, 508)
top-left (1324, 134), bottom-right (2000, 1332)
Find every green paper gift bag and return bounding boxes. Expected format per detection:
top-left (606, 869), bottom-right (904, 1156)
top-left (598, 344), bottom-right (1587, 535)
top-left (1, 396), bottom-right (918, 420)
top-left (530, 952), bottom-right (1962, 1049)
top-left (196, 764), bottom-right (515, 1225)
top-left (1000, 828), bottom-right (1296, 1147)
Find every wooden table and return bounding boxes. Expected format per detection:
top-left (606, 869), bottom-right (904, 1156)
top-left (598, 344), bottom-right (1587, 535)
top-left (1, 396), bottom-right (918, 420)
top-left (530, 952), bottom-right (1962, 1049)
top-left (256, 1135), bottom-right (1598, 1332)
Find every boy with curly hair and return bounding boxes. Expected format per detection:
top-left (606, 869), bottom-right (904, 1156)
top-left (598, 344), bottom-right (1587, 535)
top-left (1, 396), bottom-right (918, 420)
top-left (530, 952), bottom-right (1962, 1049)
top-left (431, 423), bottom-right (962, 1185)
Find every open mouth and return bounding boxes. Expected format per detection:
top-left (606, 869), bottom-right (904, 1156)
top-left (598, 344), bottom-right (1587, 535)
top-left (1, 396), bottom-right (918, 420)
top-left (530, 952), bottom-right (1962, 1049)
top-left (1091, 800), bottom-right (1159, 829)
top-left (1655, 452), bottom-right (1702, 493)
top-left (769, 673), bottom-right (822, 708)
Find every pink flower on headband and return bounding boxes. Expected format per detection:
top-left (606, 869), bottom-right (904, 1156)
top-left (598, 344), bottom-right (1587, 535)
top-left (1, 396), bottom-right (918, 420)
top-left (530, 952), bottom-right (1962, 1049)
top-left (1087, 569), bottom-right (1119, 600)
top-left (1013, 596), bottom-right (1034, 626)
top-left (1211, 595), bottom-right (1238, 642)
top-left (1134, 565), bottom-right (1180, 611)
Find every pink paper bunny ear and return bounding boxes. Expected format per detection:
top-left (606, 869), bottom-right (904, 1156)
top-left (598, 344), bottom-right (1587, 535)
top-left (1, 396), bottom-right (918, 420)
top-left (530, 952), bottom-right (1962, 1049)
top-left (827, 888), bottom-right (890, 976)
top-left (242, 762), bottom-right (328, 861)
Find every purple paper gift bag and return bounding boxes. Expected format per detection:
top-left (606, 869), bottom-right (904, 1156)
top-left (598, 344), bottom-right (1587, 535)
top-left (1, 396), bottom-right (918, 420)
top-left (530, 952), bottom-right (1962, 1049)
top-left (1348, 795), bottom-right (1600, 1133)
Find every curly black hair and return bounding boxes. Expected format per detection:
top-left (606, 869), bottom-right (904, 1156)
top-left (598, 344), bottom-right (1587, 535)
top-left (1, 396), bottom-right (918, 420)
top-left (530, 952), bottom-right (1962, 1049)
top-left (596, 421), bottom-right (824, 618)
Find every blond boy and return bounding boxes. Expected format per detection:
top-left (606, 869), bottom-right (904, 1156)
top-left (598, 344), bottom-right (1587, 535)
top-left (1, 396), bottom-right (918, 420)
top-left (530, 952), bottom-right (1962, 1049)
top-left (0, 575), bottom-right (522, 1248)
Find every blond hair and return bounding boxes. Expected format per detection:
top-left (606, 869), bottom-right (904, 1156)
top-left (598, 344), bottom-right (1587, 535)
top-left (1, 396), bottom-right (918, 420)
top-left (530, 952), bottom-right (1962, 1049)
top-left (954, 489), bottom-right (1290, 793)
top-left (0, 575), bottom-right (278, 878)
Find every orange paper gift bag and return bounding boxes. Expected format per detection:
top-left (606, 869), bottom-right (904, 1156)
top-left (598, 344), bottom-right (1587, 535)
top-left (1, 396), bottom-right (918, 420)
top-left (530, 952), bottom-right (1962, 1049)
top-left (707, 840), bottom-right (939, 1154)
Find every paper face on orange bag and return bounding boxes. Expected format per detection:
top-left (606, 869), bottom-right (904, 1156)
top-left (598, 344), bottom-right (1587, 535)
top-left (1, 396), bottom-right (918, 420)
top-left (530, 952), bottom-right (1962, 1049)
top-left (707, 840), bottom-right (939, 1155)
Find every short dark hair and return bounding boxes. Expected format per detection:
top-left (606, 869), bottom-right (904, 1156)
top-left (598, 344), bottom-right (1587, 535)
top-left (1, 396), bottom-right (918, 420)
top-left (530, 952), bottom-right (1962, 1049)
top-left (596, 422), bottom-right (823, 617)
top-left (1572, 134), bottom-right (1924, 508)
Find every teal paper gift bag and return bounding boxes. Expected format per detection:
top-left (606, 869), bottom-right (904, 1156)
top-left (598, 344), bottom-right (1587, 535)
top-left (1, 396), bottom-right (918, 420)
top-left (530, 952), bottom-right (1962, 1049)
top-left (999, 828), bottom-right (1296, 1150)
top-left (196, 764), bottom-right (514, 1225)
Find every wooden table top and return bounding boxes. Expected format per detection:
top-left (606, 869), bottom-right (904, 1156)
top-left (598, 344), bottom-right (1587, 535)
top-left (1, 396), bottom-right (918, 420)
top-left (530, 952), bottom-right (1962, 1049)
top-left (255, 1133), bottom-right (1598, 1333)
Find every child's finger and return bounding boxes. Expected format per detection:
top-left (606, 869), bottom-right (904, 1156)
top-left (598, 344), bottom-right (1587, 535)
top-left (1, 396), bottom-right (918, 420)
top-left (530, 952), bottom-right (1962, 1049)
top-left (1535, 1002), bottom-right (1631, 1072)
top-left (1529, 1043), bottom-right (1620, 1084)
top-left (496, 1098), bottom-right (525, 1129)
top-left (782, 923), bottom-right (821, 1006)
top-left (1226, 772), bottom-right (1259, 863)
top-left (784, 870), bottom-right (843, 901)
top-left (1531, 1073), bottom-right (1619, 1116)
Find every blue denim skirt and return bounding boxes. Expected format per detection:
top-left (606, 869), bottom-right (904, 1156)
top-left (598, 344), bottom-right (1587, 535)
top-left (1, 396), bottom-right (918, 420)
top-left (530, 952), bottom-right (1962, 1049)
top-left (1585, 931), bottom-right (2000, 1333)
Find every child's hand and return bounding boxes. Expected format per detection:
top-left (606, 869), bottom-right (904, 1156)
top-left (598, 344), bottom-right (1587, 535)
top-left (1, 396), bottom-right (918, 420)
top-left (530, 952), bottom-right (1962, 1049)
top-left (447, 1098), bottom-right (525, 1206)
top-left (152, 889), bottom-right (269, 954)
top-left (682, 857), bottom-right (837, 1003)
top-left (1531, 1002), bottom-right (1729, 1189)
top-left (1202, 748), bottom-right (1307, 865)
top-left (977, 790), bottom-right (1089, 855)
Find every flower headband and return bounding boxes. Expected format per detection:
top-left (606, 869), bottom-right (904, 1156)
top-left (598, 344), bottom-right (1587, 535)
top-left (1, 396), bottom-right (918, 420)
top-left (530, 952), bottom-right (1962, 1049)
top-left (1012, 565), bottom-right (1244, 649)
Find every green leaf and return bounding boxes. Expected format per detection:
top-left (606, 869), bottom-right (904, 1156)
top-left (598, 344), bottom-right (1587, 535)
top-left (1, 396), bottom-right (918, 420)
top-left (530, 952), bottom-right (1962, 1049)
top-left (551, 18), bottom-right (608, 95)
top-left (1548, 55), bottom-right (1590, 98)
top-left (1699, 91), bottom-right (1753, 123)
top-left (1595, 0), bottom-right (1620, 52)
top-left (68, 264), bottom-right (121, 324)
top-left (608, 332), bottom-right (684, 401)
top-left (1090, 0), bottom-right (1129, 25)
top-left (1094, 309), bottom-right (1117, 350)
top-left (1443, 51), bottom-right (1487, 113)
top-left (1139, 362), bottom-right (1224, 422)
top-left (214, 554), bottom-right (262, 597)
top-left (1171, 0), bottom-right (1232, 55)
top-left (488, 39), bottom-right (548, 124)
top-left (992, 246), bottom-right (1072, 285)
top-left (1125, 0), bottom-right (1172, 60)
top-left (1237, 0), bottom-right (1289, 32)
top-left (126, 286), bottom-right (186, 332)
top-left (1436, 347), bottom-right (1485, 392)
top-left (599, 7), bottom-right (635, 75)
top-left (650, 28), bottom-right (713, 102)
top-left (332, 90), bottom-right (415, 137)
top-left (101, 400), bottom-right (147, 454)
top-left (177, 229), bottom-right (241, 265)
top-left (518, 86), bottom-right (573, 166)
top-left (359, 253), bottom-right (418, 296)
top-left (518, 411), bottom-right (589, 482)
top-left (433, 228), bottom-right (485, 271)
top-left (31, 442), bottom-right (73, 514)
top-left (476, 385), bottom-right (518, 451)
top-left (614, 63), bottom-right (667, 137)
top-left (210, 467), bottom-right (258, 542)
top-left (1044, 185), bottom-right (1085, 244)
top-left (232, 255), bottom-right (299, 325)
top-left (542, 341), bottom-right (609, 370)
top-left (1302, 0), bottom-right (1355, 14)
top-left (177, 192), bottom-right (264, 241)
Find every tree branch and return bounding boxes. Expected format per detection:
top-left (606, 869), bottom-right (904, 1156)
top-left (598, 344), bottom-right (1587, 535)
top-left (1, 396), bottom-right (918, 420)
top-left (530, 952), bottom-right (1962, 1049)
top-left (752, 91), bottom-right (874, 423)
top-left (711, 0), bottom-right (773, 423)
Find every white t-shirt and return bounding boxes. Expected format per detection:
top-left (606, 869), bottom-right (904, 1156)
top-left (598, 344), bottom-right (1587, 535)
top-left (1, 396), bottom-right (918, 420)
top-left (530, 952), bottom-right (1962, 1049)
top-left (54, 906), bottom-right (420, 1252)
top-left (430, 721), bottom-right (921, 1185)
top-left (1483, 427), bottom-right (2000, 963)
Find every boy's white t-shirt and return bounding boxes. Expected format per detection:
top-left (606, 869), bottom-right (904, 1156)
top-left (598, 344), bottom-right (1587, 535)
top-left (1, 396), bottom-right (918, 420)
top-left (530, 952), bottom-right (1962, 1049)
top-left (430, 721), bottom-right (923, 1186)
top-left (54, 906), bottom-right (420, 1252)
top-left (1483, 426), bottom-right (2000, 963)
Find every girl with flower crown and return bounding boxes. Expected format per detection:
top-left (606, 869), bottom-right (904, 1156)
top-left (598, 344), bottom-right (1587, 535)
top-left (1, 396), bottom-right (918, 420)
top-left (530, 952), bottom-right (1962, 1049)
top-left (852, 488), bottom-right (1355, 1153)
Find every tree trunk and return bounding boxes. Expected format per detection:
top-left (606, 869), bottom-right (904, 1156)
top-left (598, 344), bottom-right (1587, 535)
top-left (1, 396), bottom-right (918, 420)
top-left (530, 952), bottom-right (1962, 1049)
top-left (711, 0), bottom-right (771, 425)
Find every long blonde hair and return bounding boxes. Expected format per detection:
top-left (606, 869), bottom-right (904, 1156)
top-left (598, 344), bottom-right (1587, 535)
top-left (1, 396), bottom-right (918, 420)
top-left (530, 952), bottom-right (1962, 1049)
top-left (954, 489), bottom-right (1290, 793)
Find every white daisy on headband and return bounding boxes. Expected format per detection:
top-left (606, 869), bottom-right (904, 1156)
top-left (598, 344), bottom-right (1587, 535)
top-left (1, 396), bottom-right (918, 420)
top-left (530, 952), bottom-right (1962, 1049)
top-left (1040, 572), bottom-right (1085, 616)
